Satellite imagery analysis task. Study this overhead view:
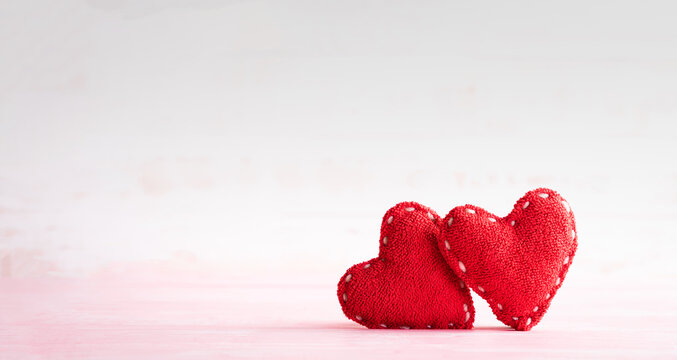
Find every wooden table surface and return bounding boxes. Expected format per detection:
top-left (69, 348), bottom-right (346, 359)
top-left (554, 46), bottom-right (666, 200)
top-left (1, 276), bottom-right (675, 359)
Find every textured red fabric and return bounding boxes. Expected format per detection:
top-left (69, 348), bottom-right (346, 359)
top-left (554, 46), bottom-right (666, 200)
top-left (438, 188), bottom-right (577, 331)
top-left (337, 202), bottom-right (474, 329)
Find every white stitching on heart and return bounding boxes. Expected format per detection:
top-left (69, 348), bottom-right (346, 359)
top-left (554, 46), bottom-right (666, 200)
top-left (477, 285), bottom-right (485, 293)
top-left (405, 207), bottom-right (415, 212)
top-left (345, 274), bottom-right (352, 283)
top-left (459, 280), bottom-right (465, 289)
top-left (364, 264), bottom-right (370, 269)
top-left (458, 261), bottom-right (466, 273)
top-left (510, 220), bottom-right (515, 226)
top-left (488, 217), bottom-right (496, 222)
top-left (556, 277), bottom-right (561, 285)
top-left (563, 256), bottom-right (569, 265)
top-left (562, 201), bottom-right (571, 212)
top-left (526, 317), bottom-right (532, 325)
top-left (465, 312), bottom-right (470, 322)
top-left (523, 201), bottom-right (530, 209)
top-left (571, 229), bottom-right (576, 239)
top-left (387, 216), bottom-right (393, 224)
top-left (380, 324), bottom-right (387, 328)
top-left (447, 217), bottom-right (454, 226)
top-left (448, 323), bottom-right (454, 328)
top-left (428, 212), bottom-right (434, 220)
top-left (466, 208), bottom-right (476, 214)
top-left (512, 316), bottom-right (519, 321)
top-left (400, 326), bottom-right (410, 329)
top-left (355, 315), bottom-right (362, 321)
top-left (463, 304), bottom-right (468, 312)
top-left (533, 306), bottom-right (539, 312)
top-left (538, 193), bottom-right (549, 198)
top-left (382, 237), bottom-right (388, 246)
top-left (545, 293), bottom-right (550, 299)
top-left (444, 240), bottom-right (450, 250)
top-left (342, 293), bottom-right (347, 302)
top-left (497, 303), bottom-right (503, 311)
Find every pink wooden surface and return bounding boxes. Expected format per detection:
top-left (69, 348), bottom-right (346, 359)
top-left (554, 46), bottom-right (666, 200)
top-left (1, 277), bottom-right (675, 359)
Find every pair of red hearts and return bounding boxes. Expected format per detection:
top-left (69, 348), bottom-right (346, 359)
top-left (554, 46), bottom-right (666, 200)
top-left (337, 188), bottom-right (577, 331)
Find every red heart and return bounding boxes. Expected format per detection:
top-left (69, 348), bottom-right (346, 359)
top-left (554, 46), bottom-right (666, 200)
top-left (438, 188), bottom-right (577, 331)
top-left (338, 202), bottom-right (475, 329)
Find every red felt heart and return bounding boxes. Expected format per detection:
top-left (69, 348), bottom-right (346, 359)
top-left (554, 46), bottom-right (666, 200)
top-left (338, 202), bottom-right (474, 329)
top-left (438, 188), bottom-right (577, 331)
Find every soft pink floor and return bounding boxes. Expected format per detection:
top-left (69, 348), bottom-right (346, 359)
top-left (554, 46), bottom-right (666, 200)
top-left (1, 277), bottom-right (675, 359)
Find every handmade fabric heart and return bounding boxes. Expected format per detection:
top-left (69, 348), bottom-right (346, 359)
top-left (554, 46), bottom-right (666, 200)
top-left (338, 202), bottom-right (474, 329)
top-left (438, 188), bottom-right (577, 331)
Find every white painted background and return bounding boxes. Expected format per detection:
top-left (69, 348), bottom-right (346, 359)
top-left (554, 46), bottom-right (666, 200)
top-left (1, 1), bottom-right (676, 285)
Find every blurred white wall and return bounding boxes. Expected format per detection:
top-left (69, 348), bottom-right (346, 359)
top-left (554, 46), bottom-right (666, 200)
top-left (1, 0), bottom-right (676, 282)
